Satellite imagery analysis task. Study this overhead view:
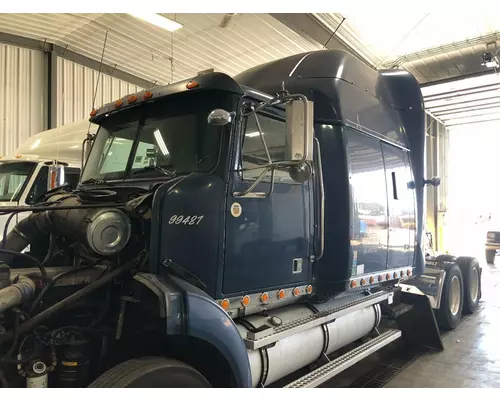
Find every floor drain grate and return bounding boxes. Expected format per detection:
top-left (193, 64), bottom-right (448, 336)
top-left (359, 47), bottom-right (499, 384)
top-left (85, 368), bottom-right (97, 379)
top-left (347, 347), bottom-right (424, 388)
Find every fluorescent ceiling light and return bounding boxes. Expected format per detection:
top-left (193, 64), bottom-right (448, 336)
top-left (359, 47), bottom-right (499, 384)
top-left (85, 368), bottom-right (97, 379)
top-left (485, 60), bottom-right (499, 69)
top-left (154, 129), bottom-right (170, 156)
top-left (129, 13), bottom-right (183, 32)
top-left (246, 131), bottom-right (263, 138)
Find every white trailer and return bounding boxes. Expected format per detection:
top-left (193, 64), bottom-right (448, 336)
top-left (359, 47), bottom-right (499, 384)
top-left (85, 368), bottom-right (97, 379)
top-left (0, 119), bottom-right (97, 239)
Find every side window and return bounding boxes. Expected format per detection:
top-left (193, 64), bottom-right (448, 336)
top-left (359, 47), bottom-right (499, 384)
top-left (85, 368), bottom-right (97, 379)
top-left (241, 110), bottom-right (295, 184)
top-left (345, 129), bottom-right (389, 274)
top-left (26, 166), bottom-right (49, 205)
top-left (64, 167), bottom-right (81, 189)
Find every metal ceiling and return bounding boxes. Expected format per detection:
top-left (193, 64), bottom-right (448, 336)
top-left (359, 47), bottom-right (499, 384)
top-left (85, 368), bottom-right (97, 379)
top-left (0, 13), bottom-right (322, 85)
top-left (308, 13), bottom-right (500, 85)
top-left (299, 13), bottom-right (500, 128)
top-left (2, 12), bottom-right (500, 129)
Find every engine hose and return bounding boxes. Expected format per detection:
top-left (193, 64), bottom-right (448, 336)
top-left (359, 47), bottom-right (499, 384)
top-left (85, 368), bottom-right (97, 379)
top-left (29, 260), bottom-right (103, 316)
top-left (0, 253), bottom-right (145, 346)
top-left (0, 370), bottom-right (7, 387)
top-left (0, 249), bottom-right (47, 278)
top-left (0, 203), bottom-right (127, 214)
top-left (1, 312), bottom-right (20, 361)
top-left (41, 235), bottom-right (56, 266)
top-left (2, 211), bottom-right (19, 249)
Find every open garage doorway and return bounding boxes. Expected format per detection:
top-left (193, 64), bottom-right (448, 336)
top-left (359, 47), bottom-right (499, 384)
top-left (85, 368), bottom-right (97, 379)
top-left (445, 120), bottom-right (500, 262)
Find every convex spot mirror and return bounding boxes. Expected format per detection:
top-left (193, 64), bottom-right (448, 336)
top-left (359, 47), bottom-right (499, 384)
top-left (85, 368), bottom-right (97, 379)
top-left (288, 163), bottom-right (312, 184)
top-left (285, 99), bottom-right (314, 163)
top-left (208, 109), bottom-right (233, 126)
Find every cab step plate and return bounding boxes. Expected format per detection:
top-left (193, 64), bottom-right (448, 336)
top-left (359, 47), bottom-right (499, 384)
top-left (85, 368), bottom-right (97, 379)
top-left (284, 329), bottom-right (402, 388)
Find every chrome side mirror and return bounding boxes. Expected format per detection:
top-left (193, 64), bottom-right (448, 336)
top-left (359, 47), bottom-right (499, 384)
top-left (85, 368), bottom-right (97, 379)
top-left (285, 98), bottom-right (314, 163)
top-left (208, 109), bottom-right (232, 126)
top-left (47, 164), bottom-right (66, 190)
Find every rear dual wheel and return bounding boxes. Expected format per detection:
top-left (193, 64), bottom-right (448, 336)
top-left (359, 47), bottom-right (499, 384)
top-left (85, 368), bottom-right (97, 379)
top-left (456, 257), bottom-right (480, 315)
top-left (436, 257), bottom-right (481, 330)
top-left (436, 264), bottom-right (463, 330)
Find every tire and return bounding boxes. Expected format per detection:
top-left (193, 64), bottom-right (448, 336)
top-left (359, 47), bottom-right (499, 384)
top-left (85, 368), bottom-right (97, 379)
top-left (435, 263), bottom-right (463, 331)
top-left (88, 357), bottom-right (211, 388)
top-left (456, 257), bottom-right (481, 314)
top-left (485, 249), bottom-right (496, 264)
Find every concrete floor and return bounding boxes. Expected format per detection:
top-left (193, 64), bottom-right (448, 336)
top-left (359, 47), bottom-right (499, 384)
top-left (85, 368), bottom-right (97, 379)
top-left (386, 259), bottom-right (500, 388)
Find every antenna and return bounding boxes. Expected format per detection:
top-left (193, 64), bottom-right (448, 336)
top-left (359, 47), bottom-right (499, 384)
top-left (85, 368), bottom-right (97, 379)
top-left (324, 16), bottom-right (345, 48)
top-left (87, 30), bottom-right (109, 136)
top-left (170, 14), bottom-right (176, 83)
top-left (80, 31), bottom-right (109, 172)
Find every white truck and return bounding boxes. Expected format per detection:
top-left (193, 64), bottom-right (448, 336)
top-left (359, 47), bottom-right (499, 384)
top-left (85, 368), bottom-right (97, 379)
top-left (0, 119), bottom-right (97, 239)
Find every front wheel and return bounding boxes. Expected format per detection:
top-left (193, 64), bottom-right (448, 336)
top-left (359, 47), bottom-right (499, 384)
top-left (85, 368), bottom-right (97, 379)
top-left (88, 358), bottom-right (212, 388)
top-left (435, 264), bottom-right (464, 331)
top-left (486, 249), bottom-right (496, 264)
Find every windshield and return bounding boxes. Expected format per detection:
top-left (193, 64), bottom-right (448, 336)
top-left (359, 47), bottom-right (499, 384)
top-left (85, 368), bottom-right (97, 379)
top-left (81, 90), bottom-right (235, 182)
top-left (0, 161), bottom-right (37, 202)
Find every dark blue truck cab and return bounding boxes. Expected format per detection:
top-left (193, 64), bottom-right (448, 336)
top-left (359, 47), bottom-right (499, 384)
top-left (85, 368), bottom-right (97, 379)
top-left (0, 50), bottom-right (481, 388)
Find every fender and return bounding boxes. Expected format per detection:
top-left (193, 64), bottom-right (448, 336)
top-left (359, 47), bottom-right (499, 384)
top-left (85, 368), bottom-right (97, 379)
top-left (133, 272), bottom-right (252, 388)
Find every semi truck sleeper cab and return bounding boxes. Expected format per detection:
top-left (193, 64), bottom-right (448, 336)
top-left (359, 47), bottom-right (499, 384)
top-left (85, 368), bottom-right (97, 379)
top-left (0, 49), bottom-right (481, 388)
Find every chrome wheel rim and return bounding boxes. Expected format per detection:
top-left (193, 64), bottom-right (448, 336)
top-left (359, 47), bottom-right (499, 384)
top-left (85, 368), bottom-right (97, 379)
top-left (470, 267), bottom-right (479, 303)
top-left (450, 275), bottom-right (461, 316)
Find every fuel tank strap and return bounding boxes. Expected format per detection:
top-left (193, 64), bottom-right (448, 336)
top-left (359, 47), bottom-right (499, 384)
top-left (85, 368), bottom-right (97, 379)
top-left (305, 303), bottom-right (330, 357)
top-left (237, 319), bottom-right (269, 387)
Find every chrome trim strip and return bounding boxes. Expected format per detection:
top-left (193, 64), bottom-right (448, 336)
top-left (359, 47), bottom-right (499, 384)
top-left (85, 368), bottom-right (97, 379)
top-left (219, 284), bottom-right (312, 318)
top-left (289, 53), bottom-right (312, 77)
top-left (313, 137), bottom-right (325, 260)
top-left (349, 266), bottom-right (413, 289)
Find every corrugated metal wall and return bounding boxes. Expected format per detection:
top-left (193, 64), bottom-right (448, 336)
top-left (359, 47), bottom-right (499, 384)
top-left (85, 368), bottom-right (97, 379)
top-left (425, 113), bottom-right (449, 251)
top-left (0, 43), bottom-right (47, 156)
top-left (56, 57), bottom-right (143, 127)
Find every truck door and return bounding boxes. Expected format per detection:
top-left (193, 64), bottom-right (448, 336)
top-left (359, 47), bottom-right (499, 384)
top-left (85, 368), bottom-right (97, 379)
top-left (381, 143), bottom-right (414, 269)
top-left (223, 106), bottom-right (312, 296)
top-left (345, 129), bottom-right (389, 275)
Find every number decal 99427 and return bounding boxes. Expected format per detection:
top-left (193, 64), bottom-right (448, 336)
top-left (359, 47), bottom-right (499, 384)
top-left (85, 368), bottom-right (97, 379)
top-left (168, 215), bottom-right (204, 225)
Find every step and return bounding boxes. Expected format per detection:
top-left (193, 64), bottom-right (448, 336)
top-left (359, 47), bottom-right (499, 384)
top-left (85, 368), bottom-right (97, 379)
top-left (284, 329), bottom-right (402, 388)
top-left (382, 303), bottom-right (414, 319)
top-left (244, 290), bottom-right (393, 351)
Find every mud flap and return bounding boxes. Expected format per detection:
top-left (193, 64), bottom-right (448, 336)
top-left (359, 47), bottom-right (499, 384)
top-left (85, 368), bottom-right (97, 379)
top-left (390, 288), bottom-right (444, 352)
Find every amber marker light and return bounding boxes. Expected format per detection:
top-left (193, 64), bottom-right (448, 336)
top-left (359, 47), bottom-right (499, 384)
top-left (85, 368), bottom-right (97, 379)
top-left (220, 299), bottom-right (230, 310)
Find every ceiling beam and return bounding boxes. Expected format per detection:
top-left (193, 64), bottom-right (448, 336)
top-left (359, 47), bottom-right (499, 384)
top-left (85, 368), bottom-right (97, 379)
top-left (433, 101), bottom-right (500, 116)
top-left (446, 115), bottom-right (500, 127)
top-left (0, 31), bottom-right (155, 89)
top-left (427, 95), bottom-right (500, 112)
top-left (439, 108), bottom-right (500, 120)
top-left (423, 83), bottom-right (500, 101)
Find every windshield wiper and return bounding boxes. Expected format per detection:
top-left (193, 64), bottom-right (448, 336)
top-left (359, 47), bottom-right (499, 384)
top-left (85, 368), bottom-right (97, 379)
top-left (133, 165), bottom-right (176, 178)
